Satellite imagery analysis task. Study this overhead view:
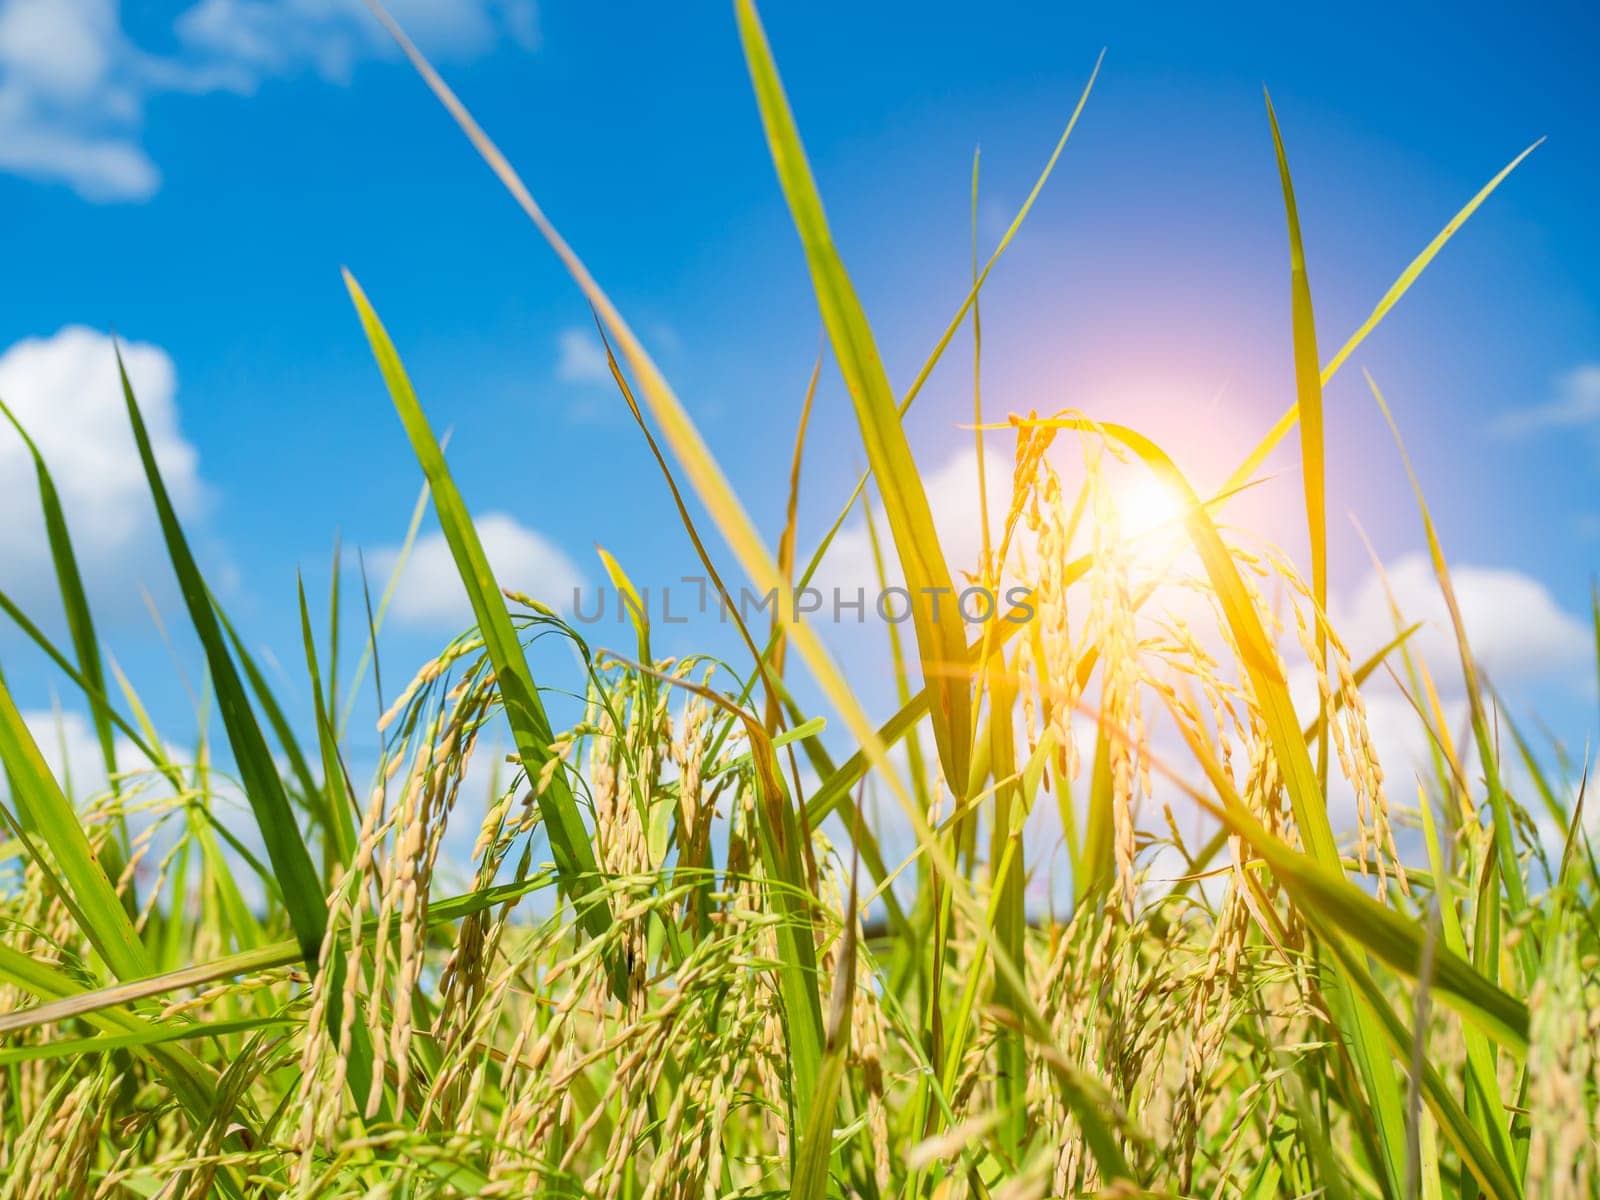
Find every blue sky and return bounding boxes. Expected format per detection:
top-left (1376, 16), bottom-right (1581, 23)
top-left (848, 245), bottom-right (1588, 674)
top-left (1, 0), bottom-right (1596, 802)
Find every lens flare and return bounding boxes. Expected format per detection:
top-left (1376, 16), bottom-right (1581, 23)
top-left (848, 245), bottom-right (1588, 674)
top-left (1114, 476), bottom-right (1186, 541)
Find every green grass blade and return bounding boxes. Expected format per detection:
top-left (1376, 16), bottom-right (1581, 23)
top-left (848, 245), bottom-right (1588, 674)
top-left (1417, 785), bottom-right (1517, 1175)
top-left (1264, 93), bottom-right (1330, 789)
top-left (360, 8), bottom-right (937, 910)
top-left (339, 478), bottom-right (429, 737)
top-left (767, 348), bottom-right (822, 732)
top-left (628, 661), bottom-right (826, 1137)
top-left (792, 860), bottom-right (859, 1200)
top-left (596, 546), bottom-right (652, 671)
top-left (1078, 714), bottom-right (1116, 905)
top-left (115, 347), bottom-right (328, 969)
top-left (0, 947), bottom-right (258, 1200)
top-left (1366, 374), bottom-right (1534, 952)
top-left (0, 943), bottom-right (217, 1121)
top-left (1321, 933), bottom-right (1523, 1200)
top-left (736, 0), bottom-right (974, 798)
top-left (788, 55), bottom-right (1102, 609)
top-left (985, 652), bottom-right (1027, 1156)
top-left (0, 588), bottom-right (167, 774)
top-left (1173, 718), bottom-right (1529, 1053)
top-left (0, 678), bottom-right (149, 981)
top-left (213, 603), bottom-right (323, 825)
top-left (297, 578), bottom-right (358, 869)
top-left (862, 493), bottom-right (930, 812)
top-left (1226, 139), bottom-right (1541, 494)
top-left (0, 872), bottom-right (558, 1038)
top-left (341, 272), bottom-right (615, 954)
top-left (0, 1015), bottom-right (292, 1067)
top-left (0, 400), bottom-right (119, 792)
top-left (360, 9), bottom-right (951, 928)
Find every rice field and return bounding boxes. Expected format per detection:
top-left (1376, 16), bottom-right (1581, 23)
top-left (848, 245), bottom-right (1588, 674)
top-left (1, 3), bottom-right (1595, 1197)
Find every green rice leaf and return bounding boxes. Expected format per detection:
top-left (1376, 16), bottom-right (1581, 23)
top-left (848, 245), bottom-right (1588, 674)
top-left (792, 858), bottom-right (859, 1200)
top-left (116, 347), bottom-right (328, 970)
top-left (1226, 139), bottom-right (1541, 493)
top-left (736, 0), bottom-right (974, 798)
top-left (1172, 716), bottom-right (1529, 1053)
top-left (342, 273), bottom-right (617, 959)
top-left (0, 399), bottom-right (119, 793)
top-left (1264, 92), bottom-right (1330, 785)
top-left (0, 678), bottom-right (149, 981)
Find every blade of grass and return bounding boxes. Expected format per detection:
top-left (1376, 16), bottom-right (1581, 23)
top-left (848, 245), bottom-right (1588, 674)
top-left (0, 589), bottom-right (168, 778)
top-left (342, 273), bottom-right (616, 960)
top-left (736, 0), bottom-right (972, 795)
top-left (1265, 92), bottom-right (1331, 793)
top-left (0, 400), bottom-right (119, 795)
top-left (1367, 373), bottom-right (1534, 977)
top-left (356, 6), bottom-right (920, 821)
top-left (297, 578), bottom-right (358, 870)
top-left (623, 659), bottom-right (826, 1139)
top-left (788, 54), bottom-right (1103, 610)
top-left (0, 1015), bottom-right (294, 1067)
top-left (985, 650), bottom-right (1026, 1156)
top-left (0, 870), bottom-right (558, 1036)
top-left (1077, 712), bottom-right (1116, 906)
top-left (116, 347), bottom-right (328, 971)
top-left (1168, 714), bottom-right (1529, 1053)
top-left (792, 850), bottom-right (860, 1200)
top-left (1320, 933), bottom-right (1522, 1200)
top-left (338, 477), bottom-right (430, 737)
top-left (767, 346), bottom-right (823, 734)
top-left (1225, 139), bottom-right (1541, 495)
top-left (1417, 784), bottom-right (1517, 1176)
top-left (0, 943), bottom-right (221, 1130)
top-left (213, 604), bottom-right (324, 836)
top-left (0, 676), bottom-right (149, 980)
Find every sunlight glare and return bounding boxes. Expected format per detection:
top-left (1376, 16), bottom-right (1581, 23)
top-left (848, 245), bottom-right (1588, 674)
top-left (1114, 476), bottom-right (1186, 542)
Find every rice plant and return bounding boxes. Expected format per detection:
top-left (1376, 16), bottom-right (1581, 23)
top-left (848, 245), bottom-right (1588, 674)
top-left (1, 3), bottom-right (1594, 1197)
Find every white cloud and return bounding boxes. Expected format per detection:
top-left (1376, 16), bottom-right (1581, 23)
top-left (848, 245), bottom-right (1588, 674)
top-left (816, 444), bottom-right (1021, 614)
top-left (1331, 553), bottom-right (1590, 692)
top-left (0, 0), bottom-right (161, 199)
top-left (0, 325), bottom-right (207, 611)
top-left (0, 0), bottom-right (538, 201)
top-left (1492, 363), bottom-right (1600, 438)
top-left (554, 326), bottom-right (609, 385)
top-left (174, 0), bottom-right (538, 82)
top-left (2, 707), bottom-right (280, 909)
top-left (12, 707), bottom-right (150, 800)
top-left (369, 511), bottom-right (584, 629)
top-left (1279, 554), bottom-right (1593, 862)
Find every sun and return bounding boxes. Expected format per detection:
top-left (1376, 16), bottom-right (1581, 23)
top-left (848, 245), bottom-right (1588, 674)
top-left (1114, 475), bottom-right (1187, 541)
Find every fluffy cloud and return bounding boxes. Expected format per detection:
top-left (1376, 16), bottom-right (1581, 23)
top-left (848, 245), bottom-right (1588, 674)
top-left (1330, 552), bottom-right (1590, 692)
top-left (0, 0), bottom-right (164, 199)
top-left (9, 707), bottom-right (151, 801)
top-left (815, 444), bottom-right (1021, 615)
top-left (0, 0), bottom-right (538, 201)
top-left (0, 325), bottom-right (206, 612)
top-left (368, 511), bottom-right (584, 629)
top-left (174, 0), bottom-right (538, 82)
top-left (1275, 553), bottom-right (1591, 857)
